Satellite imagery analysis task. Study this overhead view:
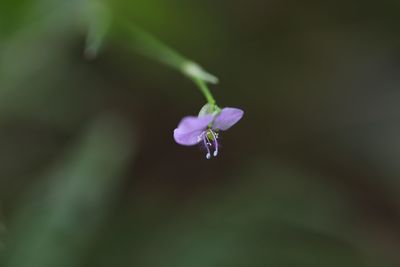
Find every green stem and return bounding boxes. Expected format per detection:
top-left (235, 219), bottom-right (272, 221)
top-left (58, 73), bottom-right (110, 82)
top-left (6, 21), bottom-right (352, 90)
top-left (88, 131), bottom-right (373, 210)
top-left (113, 17), bottom-right (218, 105)
top-left (193, 78), bottom-right (216, 107)
top-left (117, 20), bottom-right (187, 70)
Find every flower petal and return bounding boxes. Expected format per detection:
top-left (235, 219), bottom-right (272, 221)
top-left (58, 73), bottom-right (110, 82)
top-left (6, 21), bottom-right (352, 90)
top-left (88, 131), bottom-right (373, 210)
top-left (213, 107), bottom-right (244, 131)
top-left (173, 115), bottom-right (213, 146)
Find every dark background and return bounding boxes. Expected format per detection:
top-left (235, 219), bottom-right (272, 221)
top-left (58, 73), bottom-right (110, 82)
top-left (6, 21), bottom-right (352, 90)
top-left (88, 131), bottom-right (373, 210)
top-left (1, 0), bottom-right (400, 266)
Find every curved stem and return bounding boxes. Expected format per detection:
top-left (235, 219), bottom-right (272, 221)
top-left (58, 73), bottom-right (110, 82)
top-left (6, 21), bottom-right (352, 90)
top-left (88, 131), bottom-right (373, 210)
top-left (113, 17), bottom-right (218, 106)
top-left (193, 78), bottom-right (216, 107)
top-left (116, 19), bottom-right (187, 70)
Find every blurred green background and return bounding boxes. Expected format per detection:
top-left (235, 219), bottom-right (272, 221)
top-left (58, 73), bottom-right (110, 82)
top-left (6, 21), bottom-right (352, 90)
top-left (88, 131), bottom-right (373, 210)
top-left (1, 0), bottom-right (400, 266)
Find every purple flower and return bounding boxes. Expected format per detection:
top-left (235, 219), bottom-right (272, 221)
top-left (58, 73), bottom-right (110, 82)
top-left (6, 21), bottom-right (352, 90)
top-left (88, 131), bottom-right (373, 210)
top-left (174, 105), bottom-right (244, 159)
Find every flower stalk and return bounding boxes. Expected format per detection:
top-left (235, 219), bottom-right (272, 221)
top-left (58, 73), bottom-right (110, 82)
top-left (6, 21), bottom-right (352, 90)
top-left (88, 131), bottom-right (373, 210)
top-left (113, 17), bottom-right (218, 106)
top-left (193, 78), bottom-right (216, 107)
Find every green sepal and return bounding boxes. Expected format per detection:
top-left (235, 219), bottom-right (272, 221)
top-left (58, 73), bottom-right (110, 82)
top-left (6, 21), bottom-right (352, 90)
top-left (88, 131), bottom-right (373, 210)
top-left (198, 103), bottom-right (221, 117)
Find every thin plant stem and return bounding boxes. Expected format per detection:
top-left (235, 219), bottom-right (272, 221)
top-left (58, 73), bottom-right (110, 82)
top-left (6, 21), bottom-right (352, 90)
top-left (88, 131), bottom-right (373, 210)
top-left (113, 17), bottom-right (218, 105)
top-left (193, 78), bottom-right (216, 107)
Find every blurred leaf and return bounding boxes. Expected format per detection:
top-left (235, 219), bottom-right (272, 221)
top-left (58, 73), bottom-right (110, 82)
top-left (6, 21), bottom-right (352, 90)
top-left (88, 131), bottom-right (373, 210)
top-left (85, 160), bottom-right (378, 267)
top-left (95, 159), bottom-right (400, 267)
top-left (0, 0), bottom-right (34, 38)
top-left (1, 115), bottom-right (136, 267)
top-left (84, 0), bottom-right (112, 59)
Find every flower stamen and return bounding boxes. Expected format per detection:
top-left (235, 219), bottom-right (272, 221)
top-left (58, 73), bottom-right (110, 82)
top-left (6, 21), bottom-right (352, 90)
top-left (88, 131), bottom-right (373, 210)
top-left (202, 132), bottom-right (211, 159)
top-left (209, 130), bottom-right (219, 157)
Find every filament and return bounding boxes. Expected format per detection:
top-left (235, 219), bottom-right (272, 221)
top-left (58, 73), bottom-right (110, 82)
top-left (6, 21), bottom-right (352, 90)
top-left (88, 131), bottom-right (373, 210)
top-left (209, 130), bottom-right (219, 157)
top-left (203, 132), bottom-right (211, 159)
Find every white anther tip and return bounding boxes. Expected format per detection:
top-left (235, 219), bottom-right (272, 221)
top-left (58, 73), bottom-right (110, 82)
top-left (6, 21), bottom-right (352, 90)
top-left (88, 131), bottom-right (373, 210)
top-left (213, 151), bottom-right (218, 157)
top-left (206, 153), bottom-right (211, 159)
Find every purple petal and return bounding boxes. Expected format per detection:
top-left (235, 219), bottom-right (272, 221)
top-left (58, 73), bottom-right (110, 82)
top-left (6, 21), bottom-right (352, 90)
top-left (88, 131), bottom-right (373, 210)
top-left (213, 107), bottom-right (244, 131)
top-left (173, 115), bottom-right (213, 146)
